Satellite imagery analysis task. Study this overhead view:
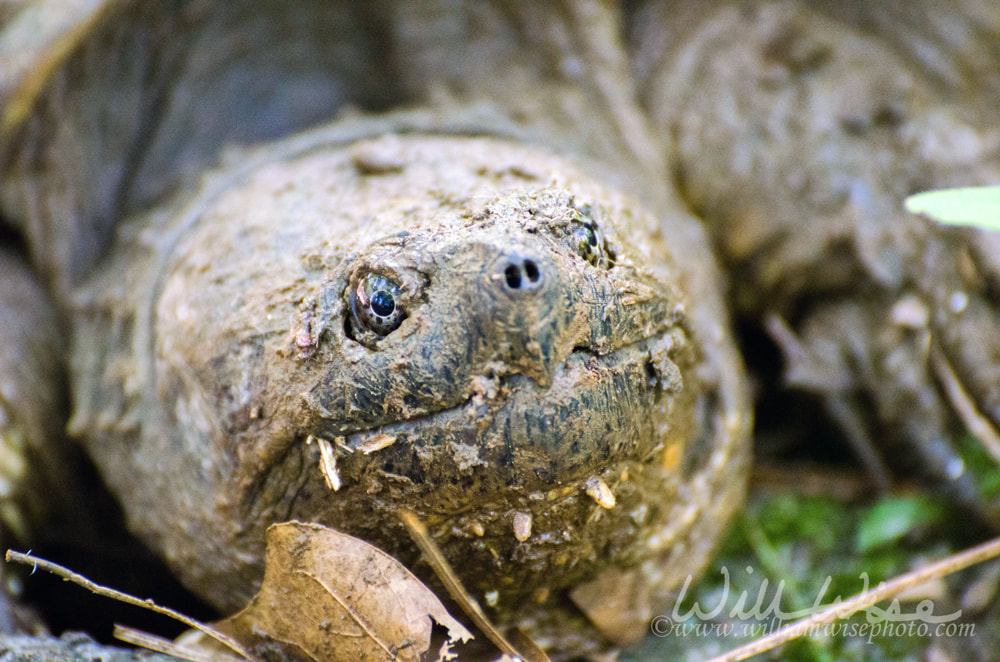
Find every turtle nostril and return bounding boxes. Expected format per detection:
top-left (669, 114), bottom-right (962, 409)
top-left (524, 260), bottom-right (539, 283)
top-left (505, 264), bottom-right (523, 289)
top-left (501, 257), bottom-right (543, 292)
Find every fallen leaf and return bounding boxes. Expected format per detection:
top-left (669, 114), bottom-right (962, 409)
top-left (183, 521), bottom-right (473, 661)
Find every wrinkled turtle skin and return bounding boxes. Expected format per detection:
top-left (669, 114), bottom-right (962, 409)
top-left (3, 1), bottom-right (1000, 660)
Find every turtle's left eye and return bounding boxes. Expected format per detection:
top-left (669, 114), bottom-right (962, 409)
top-left (351, 273), bottom-right (406, 337)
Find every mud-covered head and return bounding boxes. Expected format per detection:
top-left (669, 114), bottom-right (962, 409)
top-left (296, 189), bottom-right (687, 487)
top-left (145, 133), bottom-right (730, 613)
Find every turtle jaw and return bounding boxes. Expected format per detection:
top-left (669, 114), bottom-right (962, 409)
top-left (283, 324), bottom-right (695, 608)
top-left (329, 325), bottom-right (687, 500)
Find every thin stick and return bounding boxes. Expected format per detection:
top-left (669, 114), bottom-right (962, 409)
top-left (5, 550), bottom-right (255, 661)
top-left (399, 510), bottom-right (551, 662)
top-left (704, 535), bottom-right (1000, 662)
top-left (114, 625), bottom-right (244, 662)
top-left (929, 341), bottom-right (1000, 464)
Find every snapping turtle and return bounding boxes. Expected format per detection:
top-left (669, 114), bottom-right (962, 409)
top-left (5, 1), bottom-right (1000, 659)
top-left (1, 0), bottom-right (751, 657)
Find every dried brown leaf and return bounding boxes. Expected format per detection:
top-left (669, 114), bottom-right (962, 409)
top-left (184, 521), bottom-right (472, 662)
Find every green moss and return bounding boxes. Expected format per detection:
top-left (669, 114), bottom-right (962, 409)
top-left (856, 496), bottom-right (947, 553)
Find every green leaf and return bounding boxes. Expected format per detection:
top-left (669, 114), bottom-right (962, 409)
top-left (856, 496), bottom-right (946, 553)
top-left (904, 187), bottom-right (1000, 230)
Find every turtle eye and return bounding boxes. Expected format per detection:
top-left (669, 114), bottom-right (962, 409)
top-left (572, 214), bottom-right (615, 269)
top-left (351, 273), bottom-right (406, 337)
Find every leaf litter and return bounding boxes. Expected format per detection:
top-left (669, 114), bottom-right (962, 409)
top-left (8, 526), bottom-right (1000, 661)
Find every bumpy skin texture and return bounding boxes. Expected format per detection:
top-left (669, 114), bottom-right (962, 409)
top-left (634, 1), bottom-right (1000, 516)
top-left (68, 131), bottom-right (749, 652)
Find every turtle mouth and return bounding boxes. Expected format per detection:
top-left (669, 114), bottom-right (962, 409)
top-left (331, 328), bottom-right (681, 491)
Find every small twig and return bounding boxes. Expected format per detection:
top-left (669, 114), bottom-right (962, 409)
top-left (705, 535), bottom-right (1000, 662)
top-left (399, 510), bottom-right (551, 662)
top-left (929, 340), bottom-right (1000, 465)
top-left (114, 625), bottom-right (244, 662)
top-left (5, 550), bottom-right (255, 661)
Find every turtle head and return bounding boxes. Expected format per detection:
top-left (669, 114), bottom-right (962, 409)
top-left (300, 188), bottom-right (689, 487)
top-left (150, 134), bottom-right (729, 613)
